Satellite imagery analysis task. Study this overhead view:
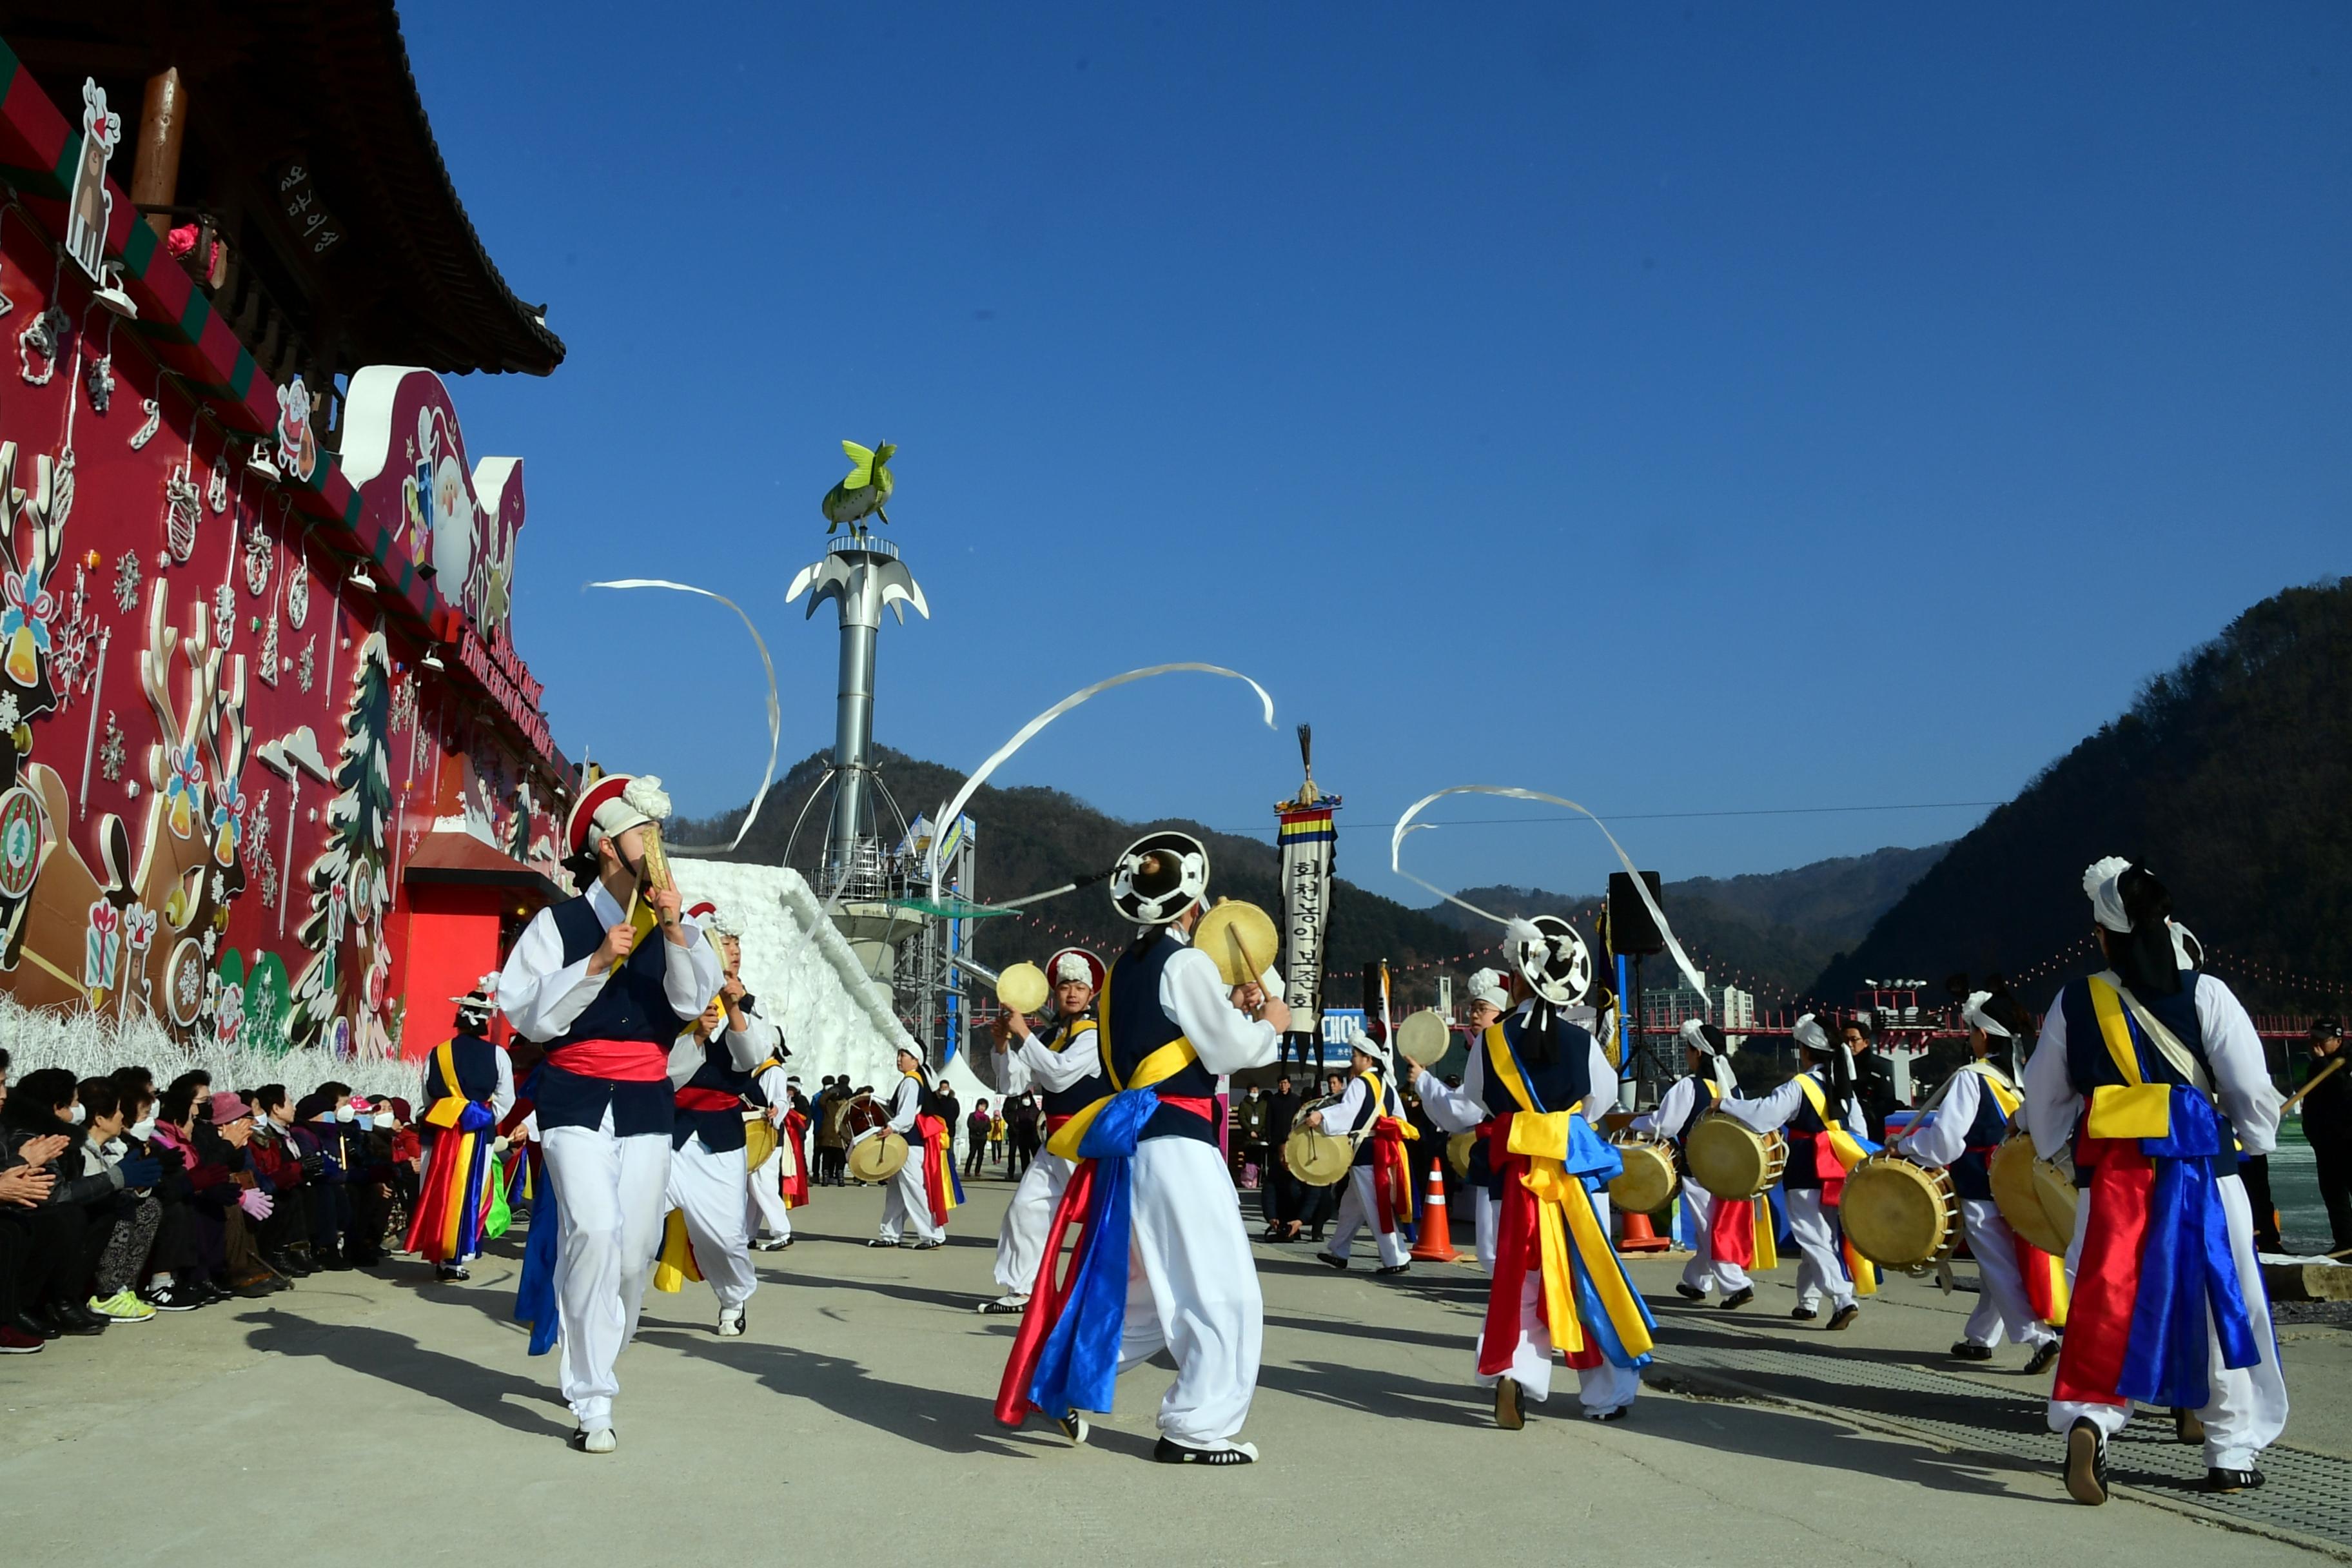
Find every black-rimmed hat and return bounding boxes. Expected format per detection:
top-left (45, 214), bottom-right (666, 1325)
top-left (1110, 831), bottom-right (1209, 926)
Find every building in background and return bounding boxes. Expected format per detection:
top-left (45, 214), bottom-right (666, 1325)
top-left (0, 8), bottom-right (571, 1062)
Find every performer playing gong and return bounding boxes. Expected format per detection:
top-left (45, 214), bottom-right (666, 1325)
top-left (1892, 986), bottom-right (2061, 1371)
top-left (498, 772), bottom-right (721, 1455)
top-left (997, 832), bottom-right (1287, 1464)
top-left (1724, 1014), bottom-right (1870, 1330)
top-left (1411, 917), bottom-right (1653, 1427)
top-left (408, 977), bottom-right (517, 1282)
top-left (2030, 858), bottom-right (2284, 1504)
top-left (1633, 1019), bottom-right (1751, 1309)
top-left (1310, 1026), bottom-right (1416, 1275)
top-left (974, 948), bottom-right (1107, 1313)
top-left (872, 1048), bottom-right (953, 1248)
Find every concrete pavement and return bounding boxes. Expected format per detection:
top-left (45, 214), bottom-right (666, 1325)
top-left (0, 1173), bottom-right (2339, 1565)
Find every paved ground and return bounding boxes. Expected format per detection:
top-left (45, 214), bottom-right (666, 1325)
top-left (3, 1175), bottom-right (2344, 1566)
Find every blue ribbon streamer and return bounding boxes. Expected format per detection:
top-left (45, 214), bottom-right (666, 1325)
top-left (2118, 1087), bottom-right (2259, 1409)
top-left (1027, 1090), bottom-right (1161, 1417)
top-left (514, 1153), bottom-right (561, 1357)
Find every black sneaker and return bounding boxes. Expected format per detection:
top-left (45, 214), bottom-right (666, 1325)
top-left (1318, 1253), bottom-right (1348, 1271)
top-left (45, 1302), bottom-right (105, 1337)
top-left (1054, 1409), bottom-right (1089, 1446)
top-left (10, 1309), bottom-right (60, 1340)
top-left (1827, 1304), bottom-right (1860, 1331)
top-left (1790, 1306), bottom-right (1819, 1321)
top-left (2206, 1466), bottom-right (2264, 1493)
top-left (2064, 1417), bottom-right (2108, 1505)
top-left (1152, 1435), bottom-right (1259, 1465)
top-left (1718, 1286), bottom-right (1754, 1310)
top-left (1950, 1340), bottom-right (1993, 1361)
top-left (141, 1284), bottom-right (201, 1313)
top-left (866, 1238), bottom-right (899, 1249)
top-left (2024, 1341), bottom-right (2061, 1376)
top-left (1375, 1264), bottom-right (1409, 1277)
top-left (1583, 1404), bottom-right (1629, 1423)
top-left (435, 1265), bottom-right (471, 1282)
top-left (1674, 1283), bottom-right (1707, 1300)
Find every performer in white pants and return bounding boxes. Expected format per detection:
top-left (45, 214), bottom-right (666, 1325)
top-left (996, 831), bottom-right (1285, 1464)
top-left (1894, 986), bottom-right (2060, 1370)
top-left (874, 1050), bottom-right (946, 1247)
top-left (1634, 1019), bottom-right (1751, 1306)
top-left (746, 1072), bottom-right (801, 1249)
top-left (1725, 1015), bottom-right (1870, 1329)
top-left (1312, 1030), bottom-right (1415, 1273)
top-left (2032, 857), bottom-right (2286, 1504)
top-left (682, 903), bottom-right (798, 1250)
top-left (662, 985), bottom-right (779, 1335)
top-left (974, 948), bottom-right (1106, 1313)
top-left (500, 772), bottom-right (720, 1455)
top-left (1415, 920), bottom-right (1645, 1426)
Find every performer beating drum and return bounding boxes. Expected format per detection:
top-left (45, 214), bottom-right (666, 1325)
top-left (871, 1048), bottom-right (956, 1248)
top-left (1411, 917), bottom-right (1654, 1427)
top-left (1891, 984), bottom-right (2061, 1371)
top-left (1310, 1026), bottom-right (1418, 1275)
top-left (973, 948), bottom-right (1108, 1314)
top-left (1722, 1015), bottom-right (1872, 1331)
top-left (1631, 1019), bottom-right (1751, 1309)
top-left (498, 772), bottom-right (721, 1455)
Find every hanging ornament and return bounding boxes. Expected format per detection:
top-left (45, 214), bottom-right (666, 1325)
top-left (296, 639), bottom-right (315, 692)
top-left (49, 448), bottom-right (75, 532)
top-left (285, 553), bottom-right (309, 629)
top-left (257, 609), bottom-right (279, 687)
top-left (206, 461), bottom-right (228, 514)
top-left (130, 397), bottom-right (161, 449)
top-left (113, 550), bottom-right (141, 613)
top-left (84, 351), bottom-right (113, 413)
top-left (164, 461), bottom-right (199, 562)
top-left (211, 582), bottom-right (234, 649)
top-left (243, 518), bottom-right (271, 596)
top-left (17, 305), bottom-right (66, 385)
top-left (97, 709), bottom-right (125, 780)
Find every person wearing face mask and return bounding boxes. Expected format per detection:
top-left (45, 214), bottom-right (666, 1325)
top-left (2030, 858), bottom-right (2285, 1504)
top-left (75, 1077), bottom-right (162, 1324)
top-left (241, 1086), bottom-right (318, 1278)
top-left (498, 772), bottom-right (721, 1455)
top-left (1, 1069), bottom-right (157, 1335)
top-left (972, 948), bottom-right (1107, 1314)
top-left (1235, 1080), bottom-right (1269, 1188)
top-left (297, 1086), bottom-right (360, 1269)
top-left (1894, 985), bottom-right (2063, 1370)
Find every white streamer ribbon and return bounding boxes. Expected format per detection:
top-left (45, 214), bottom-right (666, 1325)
top-left (929, 663), bottom-right (1276, 903)
top-left (587, 578), bottom-right (781, 853)
top-left (1389, 784), bottom-right (1709, 999)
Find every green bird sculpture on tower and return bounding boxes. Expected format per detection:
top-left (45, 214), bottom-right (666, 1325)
top-left (821, 440), bottom-right (897, 538)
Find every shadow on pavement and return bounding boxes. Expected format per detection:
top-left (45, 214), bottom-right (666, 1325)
top-left (237, 1308), bottom-right (571, 1438)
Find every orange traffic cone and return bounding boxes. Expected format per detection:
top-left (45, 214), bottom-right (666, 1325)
top-left (1410, 1164), bottom-right (1457, 1262)
top-left (1617, 1206), bottom-right (1672, 1254)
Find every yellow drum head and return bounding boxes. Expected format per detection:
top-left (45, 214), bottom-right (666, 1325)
top-left (1842, 1155), bottom-right (1958, 1269)
top-left (1284, 1127), bottom-right (1355, 1187)
top-left (997, 961), bottom-right (1049, 1015)
top-left (1687, 1113), bottom-right (1772, 1200)
top-left (847, 1130), bottom-right (909, 1184)
top-left (1990, 1133), bottom-right (2078, 1257)
top-left (1609, 1138), bottom-right (1680, 1215)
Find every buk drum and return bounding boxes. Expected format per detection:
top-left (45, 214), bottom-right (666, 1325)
top-left (1990, 1130), bottom-right (2079, 1257)
top-left (1841, 1154), bottom-right (1961, 1269)
top-left (743, 1112), bottom-right (779, 1173)
top-left (1282, 1095), bottom-right (1363, 1188)
top-left (843, 1095), bottom-right (910, 1184)
top-left (1685, 1113), bottom-right (1788, 1200)
top-left (1445, 1131), bottom-right (1478, 1179)
top-left (1607, 1133), bottom-right (1680, 1216)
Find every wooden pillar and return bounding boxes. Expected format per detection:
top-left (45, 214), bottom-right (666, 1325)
top-left (131, 66), bottom-right (188, 242)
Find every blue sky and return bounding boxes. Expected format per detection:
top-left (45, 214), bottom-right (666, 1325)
top-left (403, 1), bottom-right (2349, 899)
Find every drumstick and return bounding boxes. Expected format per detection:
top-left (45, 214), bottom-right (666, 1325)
top-left (2280, 1057), bottom-right (2345, 1117)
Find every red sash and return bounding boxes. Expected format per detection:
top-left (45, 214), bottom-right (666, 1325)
top-left (545, 1039), bottom-right (668, 1081)
top-left (674, 1086), bottom-right (739, 1112)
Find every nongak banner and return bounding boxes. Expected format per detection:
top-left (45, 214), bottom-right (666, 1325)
top-left (1277, 801), bottom-right (1337, 1035)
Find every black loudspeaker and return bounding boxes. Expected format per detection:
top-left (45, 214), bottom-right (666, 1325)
top-left (1607, 871), bottom-right (1665, 956)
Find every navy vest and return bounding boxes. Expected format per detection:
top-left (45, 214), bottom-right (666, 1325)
top-left (1669, 1072), bottom-right (1720, 1144)
top-left (426, 1034), bottom-right (501, 1104)
top-left (1947, 1066), bottom-right (2014, 1202)
top-left (2057, 973), bottom-right (2228, 1178)
top-left (1783, 1068), bottom-right (1835, 1191)
top-left (529, 894), bottom-right (682, 1138)
top-left (1344, 1069), bottom-right (1402, 1169)
top-left (1041, 1019), bottom-right (1109, 1121)
top-left (674, 1034), bottom-right (763, 1153)
top-left (1105, 929), bottom-right (1219, 1144)
top-left (1473, 1013), bottom-right (1595, 1197)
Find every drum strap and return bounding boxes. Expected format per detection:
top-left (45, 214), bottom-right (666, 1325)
top-left (1792, 1075), bottom-right (1869, 1171)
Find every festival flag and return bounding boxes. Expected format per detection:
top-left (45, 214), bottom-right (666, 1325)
top-left (1277, 725), bottom-right (1338, 1064)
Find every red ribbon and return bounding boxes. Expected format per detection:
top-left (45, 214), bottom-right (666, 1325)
top-left (1370, 1117), bottom-right (1414, 1235)
top-left (673, 1087), bottom-right (740, 1112)
top-left (996, 1159), bottom-right (1101, 1426)
top-left (1709, 1195), bottom-right (1757, 1267)
top-left (917, 1113), bottom-right (950, 1224)
top-left (2052, 1137), bottom-right (2152, 1409)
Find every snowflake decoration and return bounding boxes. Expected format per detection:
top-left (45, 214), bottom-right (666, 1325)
top-left (201, 926), bottom-right (219, 961)
top-left (84, 351), bottom-right (113, 413)
top-left (211, 583), bottom-right (234, 648)
top-left (389, 672), bottom-right (418, 736)
top-left (114, 553), bottom-right (142, 613)
top-left (0, 691), bottom-right (17, 730)
top-left (296, 640), bottom-right (315, 692)
top-left (243, 521), bottom-right (271, 596)
top-left (248, 789), bottom-right (271, 848)
top-left (41, 565), bottom-right (101, 712)
top-left (259, 856), bottom-right (279, 909)
top-left (97, 711), bottom-right (125, 781)
top-left (209, 870), bottom-right (226, 904)
top-left (174, 954), bottom-right (201, 1012)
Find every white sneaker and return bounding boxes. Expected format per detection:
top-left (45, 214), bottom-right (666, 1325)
top-left (977, 1293), bottom-right (1031, 1315)
top-left (717, 1308), bottom-right (747, 1338)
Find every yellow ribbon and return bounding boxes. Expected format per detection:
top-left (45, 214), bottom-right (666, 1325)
top-left (652, 1209), bottom-right (701, 1293)
top-left (2086, 977), bottom-right (2172, 1139)
top-left (1505, 1110), bottom-right (1655, 1364)
top-left (1792, 1074), bottom-right (1869, 1170)
top-left (423, 1041), bottom-right (469, 1130)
